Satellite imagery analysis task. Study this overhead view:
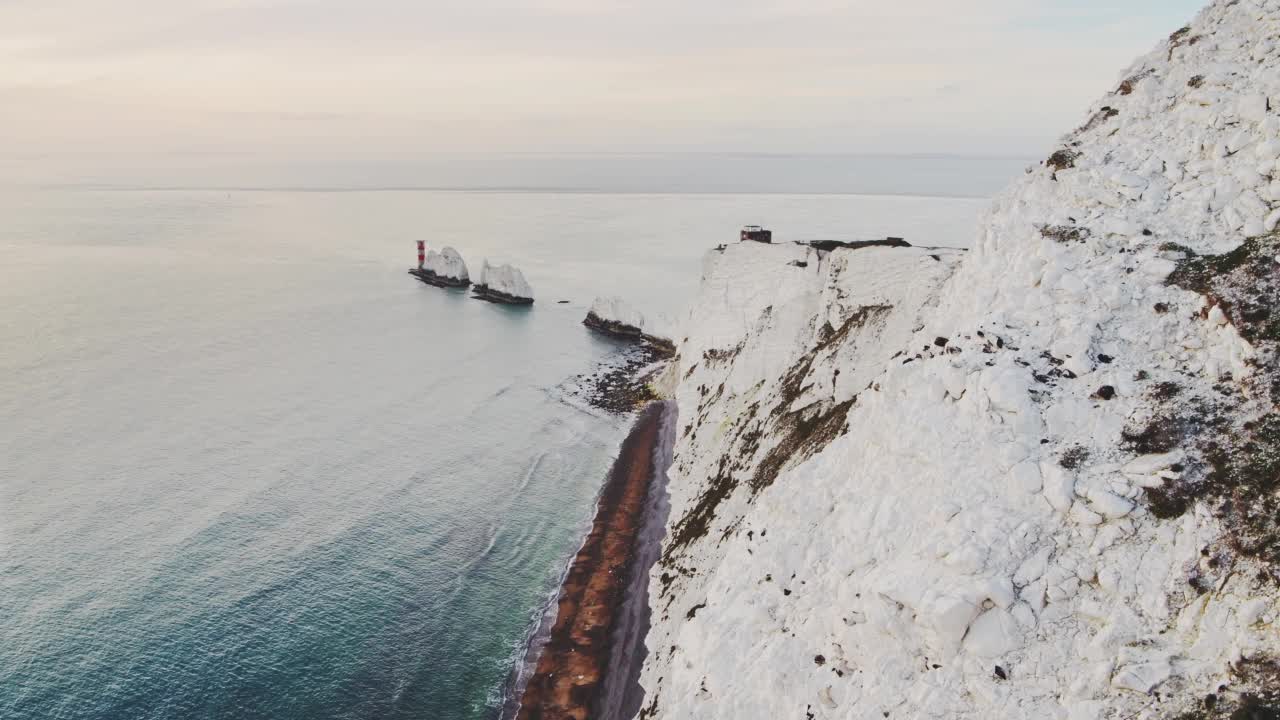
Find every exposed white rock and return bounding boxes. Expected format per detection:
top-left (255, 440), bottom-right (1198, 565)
top-left (423, 246), bottom-right (470, 283)
top-left (589, 296), bottom-right (646, 333)
top-left (643, 312), bottom-right (678, 347)
top-left (585, 295), bottom-right (676, 351)
top-left (639, 2), bottom-right (1280, 718)
top-left (476, 259), bottom-right (534, 302)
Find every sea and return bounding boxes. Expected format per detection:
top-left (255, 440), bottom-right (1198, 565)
top-left (0, 154), bottom-right (1017, 720)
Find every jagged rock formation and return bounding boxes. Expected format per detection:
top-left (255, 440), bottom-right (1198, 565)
top-left (473, 260), bottom-right (535, 305)
top-left (410, 246), bottom-right (471, 287)
top-left (585, 297), bottom-right (676, 355)
top-left (638, 2), bottom-right (1280, 718)
top-left (585, 297), bottom-right (647, 339)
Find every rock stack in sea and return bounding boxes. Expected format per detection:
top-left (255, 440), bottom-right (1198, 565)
top-left (584, 296), bottom-right (676, 355)
top-left (584, 296), bottom-right (646, 339)
top-left (472, 260), bottom-right (535, 305)
top-left (411, 246), bottom-right (471, 287)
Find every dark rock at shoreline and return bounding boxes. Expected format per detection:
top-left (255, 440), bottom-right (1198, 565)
top-left (584, 311), bottom-right (644, 339)
top-left (472, 284), bottom-right (535, 305)
top-left (583, 312), bottom-right (676, 358)
top-left (407, 268), bottom-right (471, 288)
top-left (566, 345), bottom-right (666, 415)
top-left (643, 335), bottom-right (676, 356)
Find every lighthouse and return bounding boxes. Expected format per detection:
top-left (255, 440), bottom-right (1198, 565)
top-left (417, 241), bottom-right (425, 270)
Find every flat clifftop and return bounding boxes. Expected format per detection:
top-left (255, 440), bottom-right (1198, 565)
top-left (639, 2), bottom-right (1280, 718)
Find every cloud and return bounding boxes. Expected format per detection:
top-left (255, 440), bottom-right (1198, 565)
top-left (0, 0), bottom-right (1208, 170)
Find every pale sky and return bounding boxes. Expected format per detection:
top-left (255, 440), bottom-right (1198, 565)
top-left (1, 0), bottom-right (1206, 182)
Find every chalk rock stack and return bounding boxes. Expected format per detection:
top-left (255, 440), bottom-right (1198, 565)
top-left (584, 296), bottom-right (647, 339)
top-left (584, 296), bottom-right (676, 355)
top-left (415, 246), bottom-right (471, 287)
top-left (473, 260), bottom-right (535, 305)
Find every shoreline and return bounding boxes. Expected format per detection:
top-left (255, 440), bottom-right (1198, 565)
top-left (570, 346), bottom-right (667, 415)
top-left (511, 402), bottom-right (673, 720)
top-left (582, 313), bottom-right (676, 357)
top-left (595, 400), bottom-right (675, 719)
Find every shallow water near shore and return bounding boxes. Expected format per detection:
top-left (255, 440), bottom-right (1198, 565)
top-left (1, 188), bottom-right (984, 719)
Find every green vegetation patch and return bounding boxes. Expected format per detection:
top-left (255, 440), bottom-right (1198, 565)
top-left (1168, 234), bottom-right (1280, 347)
top-left (1152, 232), bottom-right (1280, 572)
top-left (1168, 656), bottom-right (1280, 719)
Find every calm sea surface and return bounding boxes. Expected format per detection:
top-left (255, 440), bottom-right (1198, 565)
top-left (0, 187), bottom-right (986, 719)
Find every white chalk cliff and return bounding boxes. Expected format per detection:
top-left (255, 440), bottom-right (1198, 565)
top-left (639, 2), bottom-right (1280, 718)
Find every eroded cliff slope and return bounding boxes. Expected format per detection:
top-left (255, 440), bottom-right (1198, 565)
top-left (641, 2), bottom-right (1280, 718)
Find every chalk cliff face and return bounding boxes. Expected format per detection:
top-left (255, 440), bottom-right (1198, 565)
top-left (640, 2), bottom-right (1280, 718)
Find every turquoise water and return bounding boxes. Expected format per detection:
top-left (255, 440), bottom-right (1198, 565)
top-left (0, 189), bottom-right (986, 719)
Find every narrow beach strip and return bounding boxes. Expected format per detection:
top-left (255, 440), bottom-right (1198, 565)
top-left (514, 402), bottom-right (667, 720)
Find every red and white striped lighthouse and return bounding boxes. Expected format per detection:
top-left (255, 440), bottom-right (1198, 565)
top-left (417, 241), bottom-right (425, 270)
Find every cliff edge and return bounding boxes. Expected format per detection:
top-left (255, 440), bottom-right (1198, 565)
top-left (640, 2), bottom-right (1280, 718)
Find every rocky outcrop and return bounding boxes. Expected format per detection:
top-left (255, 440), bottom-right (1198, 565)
top-left (583, 297), bottom-right (676, 356)
top-left (473, 260), bottom-right (534, 305)
top-left (585, 297), bottom-right (646, 339)
top-left (409, 246), bottom-right (471, 287)
top-left (638, 2), bottom-right (1280, 719)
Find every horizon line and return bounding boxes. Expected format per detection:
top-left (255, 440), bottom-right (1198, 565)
top-left (8, 183), bottom-right (1005, 201)
top-left (0, 150), bottom-right (1040, 161)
